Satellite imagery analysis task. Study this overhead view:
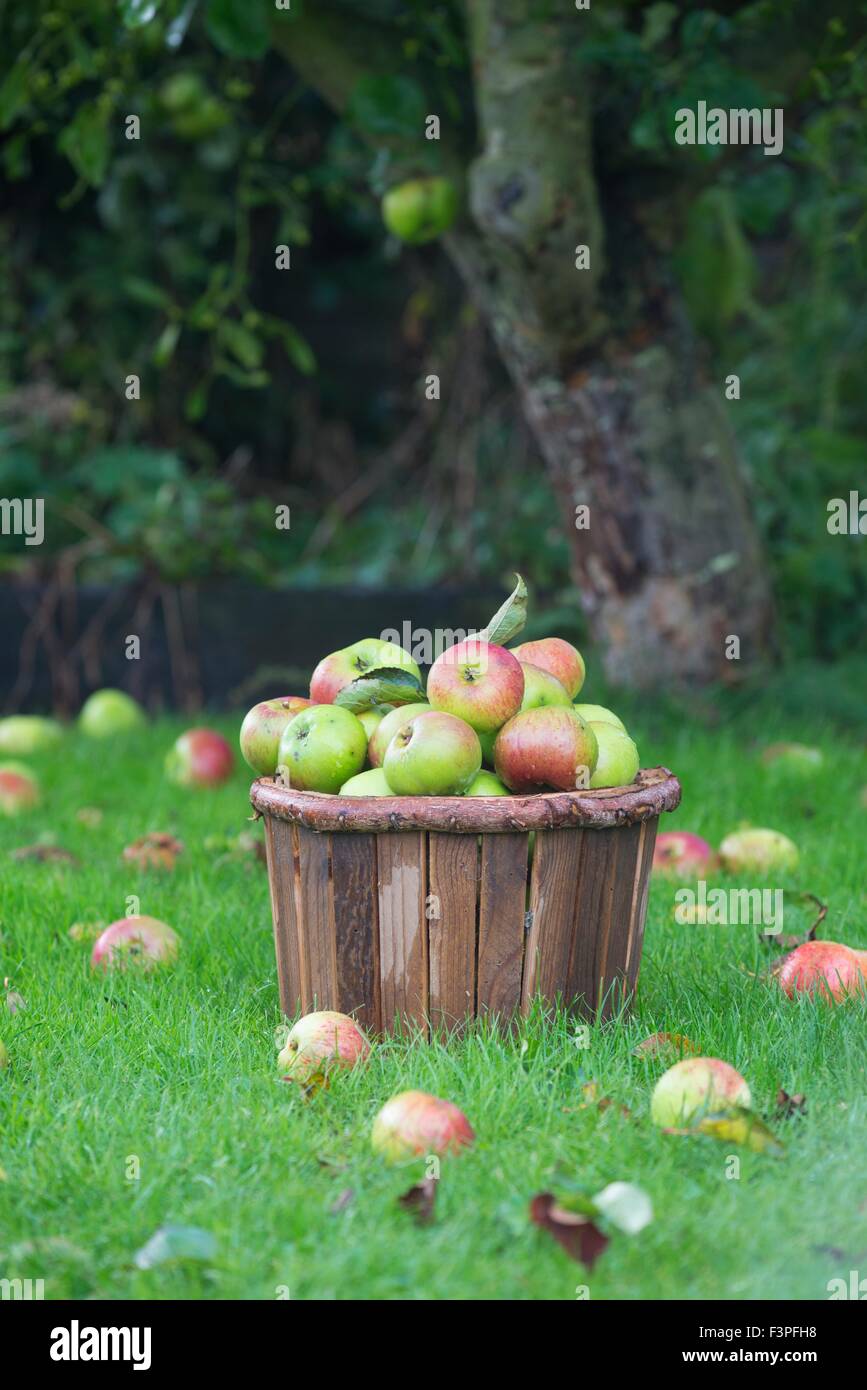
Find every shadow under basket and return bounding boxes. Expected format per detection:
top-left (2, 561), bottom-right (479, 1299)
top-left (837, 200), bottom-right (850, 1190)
top-left (250, 766), bottom-right (681, 1035)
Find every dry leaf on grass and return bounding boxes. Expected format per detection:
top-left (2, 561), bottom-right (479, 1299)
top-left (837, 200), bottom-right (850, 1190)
top-left (122, 833), bottom-right (184, 871)
top-left (398, 1178), bottom-right (438, 1226)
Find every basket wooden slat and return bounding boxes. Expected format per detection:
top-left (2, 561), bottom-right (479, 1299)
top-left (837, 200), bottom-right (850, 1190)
top-left (252, 766), bottom-right (681, 1033)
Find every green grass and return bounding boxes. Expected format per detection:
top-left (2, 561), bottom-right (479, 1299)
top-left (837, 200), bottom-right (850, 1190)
top-left (1, 703), bottom-right (866, 1301)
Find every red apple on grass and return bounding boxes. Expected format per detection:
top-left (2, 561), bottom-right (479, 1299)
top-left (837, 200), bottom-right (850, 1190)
top-left (719, 828), bottom-right (799, 875)
top-left (339, 768), bottom-right (394, 796)
top-left (852, 949), bottom-right (867, 980)
top-left (368, 703), bottom-right (431, 767)
top-left (91, 916), bottom-right (180, 972)
top-left (0, 715), bottom-right (63, 756)
top-left (239, 697), bottom-right (313, 776)
top-left (0, 762), bottom-right (39, 815)
top-left (518, 662), bottom-right (573, 713)
top-left (588, 722), bottom-right (640, 789)
top-left (427, 639), bottom-right (524, 735)
top-left (494, 706), bottom-right (598, 792)
top-left (652, 831), bottom-right (715, 878)
top-left (776, 941), bottom-right (865, 1004)
top-left (310, 638), bottom-right (421, 705)
top-left (371, 1090), bottom-right (475, 1161)
top-left (651, 1057), bottom-right (751, 1128)
top-left (510, 637), bottom-right (585, 698)
top-left (79, 689), bottom-right (146, 738)
top-left (278, 705), bottom-right (367, 793)
top-left (573, 703), bottom-right (626, 732)
top-left (166, 729), bottom-right (234, 787)
top-left (278, 1010), bottom-right (369, 1084)
top-left (383, 711), bottom-right (481, 796)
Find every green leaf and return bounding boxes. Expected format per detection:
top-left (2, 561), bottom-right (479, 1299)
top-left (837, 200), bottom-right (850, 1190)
top-left (334, 668), bottom-right (426, 713)
top-left (267, 321), bottom-right (316, 375)
top-left (675, 188), bottom-right (754, 336)
top-left (133, 1225), bottom-right (217, 1269)
top-left (218, 319), bottom-right (264, 370)
top-left (57, 102), bottom-right (110, 186)
top-left (480, 573), bottom-right (528, 646)
top-left (695, 1108), bottom-right (785, 1156)
top-left (119, 0), bottom-right (162, 28)
top-left (152, 321), bottom-right (181, 366)
top-left (123, 277), bottom-right (174, 310)
top-left (0, 62), bottom-right (30, 131)
top-left (348, 75), bottom-right (427, 140)
top-left (206, 0), bottom-right (270, 59)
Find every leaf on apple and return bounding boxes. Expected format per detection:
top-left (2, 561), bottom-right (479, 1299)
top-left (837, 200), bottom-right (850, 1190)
top-left (479, 572), bottom-right (528, 647)
top-left (529, 1192), bottom-right (609, 1269)
top-left (398, 1177), bottom-right (438, 1226)
top-left (333, 667), bottom-right (426, 713)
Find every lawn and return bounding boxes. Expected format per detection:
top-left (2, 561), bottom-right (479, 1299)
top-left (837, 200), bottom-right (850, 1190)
top-left (1, 695), bottom-right (865, 1301)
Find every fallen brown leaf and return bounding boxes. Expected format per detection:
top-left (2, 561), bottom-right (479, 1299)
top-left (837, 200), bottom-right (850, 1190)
top-left (330, 1187), bottom-right (355, 1215)
top-left (12, 844), bottom-right (78, 865)
top-left (122, 833), bottom-right (184, 871)
top-left (529, 1193), bottom-right (609, 1269)
top-left (632, 1031), bottom-right (699, 1062)
top-left (760, 892), bottom-right (826, 951)
top-left (398, 1178), bottom-right (438, 1226)
top-left (775, 1089), bottom-right (807, 1118)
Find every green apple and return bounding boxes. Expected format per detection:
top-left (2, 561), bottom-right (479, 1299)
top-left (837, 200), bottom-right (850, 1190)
top-left (239, 696), bottom-right (313, 776)
top-left (339, 768), bottom-right (394, 796)
top-left (588, 722), bottom-right (640, 789)
top-left (650, 1057), bottom-right (751, 1128)
top-left (278, 705), bottom-right (367, 793)
top-left (718, 828), bottom-right (799, 875)
top-left (79, 689), bottom-right (146, 738)
top-left (573, 703), bottom-right (626, 732)
top-left (383, 711), bottom-right (481, 796)
top-left (465, 770), bottom-right (509, 796)
top-left (0, 715), bottom-right (63, 756)
top-left (518, 662), bottom-right (573, 713)
top-left (381, 177), bottom-right (459, 245)
top-left (477, 728), bottom-right (497, 768)
top-left (358, 704), bottom-right (394, 742)
top-left (368, 702), bottom-right (431, 767)
top-left (310, 638), bottom-right (421, 704)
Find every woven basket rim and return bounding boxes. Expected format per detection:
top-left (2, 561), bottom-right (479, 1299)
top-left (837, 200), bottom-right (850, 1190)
top-left (250, 764), bottom-right (681, 832)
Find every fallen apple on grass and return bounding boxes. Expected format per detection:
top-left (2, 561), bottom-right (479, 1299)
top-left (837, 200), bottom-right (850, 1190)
top-left (0, 714), bottom-right (63, 756)
top-left (775, 940), bottom-right (865, 1004)
top-left (0, 762), bottom-right (39, 815)
top-left (372, 1090), bottom-right (475, 1161)
top-left (760, 743), bottom-right (824, 776)
top-left (588, 722), bottom-right (640, 790)
top-left (240, 697), bottom-right (313, 776)
top-left (852, 948), bottom-right (867, 980)
top-left (719, 828), bottom-right (799, 875)
top-left (368, 702), bottom-right (431, 767)
top-left (573, 703), bottom-right (626, 732)
top-left (310, 638), bottom-right (421, 705)
top-left (278, 705), bottom-right (367, 793)
top-left (427, 639), bottom-right (524, 735)
top-left (79, 689), bottom-right (146, 738)
top-left (652, 831), bottom-right (715, 878)
top-left (650, 1057), bottom-right (752, 1129)
top-left (278, 1010), bottom-right (369, 1085)
top-left (91, 916), bottom-right (180, 972)
top-left (166, 729), bottom-right (235, 787)
top-left (339, 768), bottom-right (394, 796)
top-left (494, 706), bottom-right (598, 793)
top-left (510, 637), bottom-right (585, 698)
top-left (383, 710), bottom-right (481, 796)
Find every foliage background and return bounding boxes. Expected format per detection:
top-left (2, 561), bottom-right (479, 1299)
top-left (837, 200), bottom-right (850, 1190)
top-left (0, 0), bottom-right (865, 681)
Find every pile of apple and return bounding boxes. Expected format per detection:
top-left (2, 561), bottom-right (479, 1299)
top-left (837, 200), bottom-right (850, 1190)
top-left (240, 627), bottom-right (641, 799)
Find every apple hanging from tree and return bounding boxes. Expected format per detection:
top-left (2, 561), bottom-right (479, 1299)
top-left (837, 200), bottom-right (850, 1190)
top-left (776, 940), bottom-right (865, 1004)
top-left (588, 722), bottom-right (640, 789)
top-left (79, 689), bottom-right (146, 738)
top-left (509, 637), bottom-right (585, 698)
top-left (240, 697), bottom-right (313, 776)
top-left (427, 639), bottom-right (524, 735)
top-left (368, 703), bottom-right (431, 767)
top-left (278, 1010), bottom-right (369, 1085)
top-left (91, 916), bottom-right (180, 972)
top-left (651, 1057), bottom-right (752, 1128)
top-left (371, 1090), bottom-right (475, 1161)
top-left (310, 638), bottom-right (421, 705)
top-left (381, 176), bottom-right (459, 244)
top-left (278, 705), bottom-right (367, 793)
top-left (166, 729), bottom-right (235, 787)
top-left (0, 762), bottom-right (39, 815)
top-left (494, 706), bottom-right (598, 792)
top-left (383, 711), bottom-right (481, 796)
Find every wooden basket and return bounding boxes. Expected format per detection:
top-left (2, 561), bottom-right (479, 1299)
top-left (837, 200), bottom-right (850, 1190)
top-left (251, 766), bottom-right (680, 1035)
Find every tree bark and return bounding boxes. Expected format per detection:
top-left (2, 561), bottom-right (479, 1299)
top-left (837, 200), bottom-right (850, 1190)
top-left (273, 3), bottom-right (776, 687)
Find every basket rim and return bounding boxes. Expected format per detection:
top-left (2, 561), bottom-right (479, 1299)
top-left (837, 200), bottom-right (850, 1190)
top-left (250, 764), bottom-right (681, 832)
